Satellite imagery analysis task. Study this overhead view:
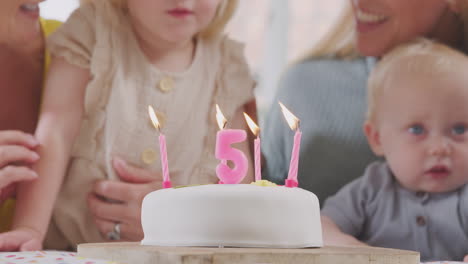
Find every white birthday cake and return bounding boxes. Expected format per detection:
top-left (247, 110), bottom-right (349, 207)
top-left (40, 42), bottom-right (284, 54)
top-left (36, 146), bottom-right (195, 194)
top-left (140, 181), bottom-right (323, 248)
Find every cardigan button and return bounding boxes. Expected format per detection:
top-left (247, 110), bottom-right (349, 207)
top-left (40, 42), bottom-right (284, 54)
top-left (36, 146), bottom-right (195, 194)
top-left (141, 149), bottom-right (158, 165)
top-left (159, 77), bottom-right (174, 93)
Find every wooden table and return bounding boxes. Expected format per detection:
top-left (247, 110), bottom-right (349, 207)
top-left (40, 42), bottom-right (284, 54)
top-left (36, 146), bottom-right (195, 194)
top-left (78, 242), bottom-right (420, 264)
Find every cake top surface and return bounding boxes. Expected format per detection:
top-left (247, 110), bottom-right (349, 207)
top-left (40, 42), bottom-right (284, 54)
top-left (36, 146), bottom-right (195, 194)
top-left (143, 183), bottom-right (319, 204)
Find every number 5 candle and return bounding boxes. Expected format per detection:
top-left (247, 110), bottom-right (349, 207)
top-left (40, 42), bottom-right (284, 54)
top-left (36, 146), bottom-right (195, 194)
top-left (215, 105), bottom-right (248, 184)
top-left (148, 106), bottom-right (172, 189)
top-left (279, 102), bottom-right (301, 188)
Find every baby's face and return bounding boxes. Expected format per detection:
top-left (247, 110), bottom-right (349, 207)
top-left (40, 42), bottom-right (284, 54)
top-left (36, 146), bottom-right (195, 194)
top-left (127, 0), bottom-right (222, 43)
top-left (367, 72), bottom-right (468, 193)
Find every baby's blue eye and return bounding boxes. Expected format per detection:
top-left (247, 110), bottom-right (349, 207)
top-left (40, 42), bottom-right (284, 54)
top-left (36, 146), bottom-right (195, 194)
top-left (408, 125), bottom-right (425, 135)
top-left (452, 124), bottom-right (467, 135)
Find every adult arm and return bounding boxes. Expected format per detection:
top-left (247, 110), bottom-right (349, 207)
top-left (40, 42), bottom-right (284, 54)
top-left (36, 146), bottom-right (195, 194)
top-left (0, 58), bottom-right (90, 251)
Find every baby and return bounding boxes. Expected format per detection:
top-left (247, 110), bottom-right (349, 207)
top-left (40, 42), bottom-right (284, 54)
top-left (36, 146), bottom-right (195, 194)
top-left (321, 39), bottom-right (468, 262)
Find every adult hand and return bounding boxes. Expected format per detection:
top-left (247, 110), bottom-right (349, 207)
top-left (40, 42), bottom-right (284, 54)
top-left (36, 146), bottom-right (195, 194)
top-left (88, 157), bottom-right (162, 241)
top-left (0, 131), bottom-right (39, 202)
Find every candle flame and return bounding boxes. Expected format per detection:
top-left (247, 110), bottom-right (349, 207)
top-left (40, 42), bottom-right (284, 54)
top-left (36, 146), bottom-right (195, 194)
top-left (216, 104), bottom-right (227, 130)
top-left (243, 112), bottom-right (260, 136)
top-left (279, 102), bottom-right (300, 131)
top-left (148, 105), bottom-right (161, 132)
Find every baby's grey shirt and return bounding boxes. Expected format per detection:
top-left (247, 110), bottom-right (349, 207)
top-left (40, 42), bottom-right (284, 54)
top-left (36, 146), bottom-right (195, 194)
top-left (322, 161), bottom-right (468, 262)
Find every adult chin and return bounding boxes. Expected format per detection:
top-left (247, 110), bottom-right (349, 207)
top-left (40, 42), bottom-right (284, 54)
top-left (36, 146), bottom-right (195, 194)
top-left (355, 37), bottom-right (392, 57)
top-left (354, 19), bottom-right (396, 57)
top-left (9, 4), bottom-right (43, 46)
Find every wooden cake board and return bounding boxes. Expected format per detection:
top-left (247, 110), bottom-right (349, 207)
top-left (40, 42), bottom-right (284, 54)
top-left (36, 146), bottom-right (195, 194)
top-left (78, 242), bottom-right (419, 264)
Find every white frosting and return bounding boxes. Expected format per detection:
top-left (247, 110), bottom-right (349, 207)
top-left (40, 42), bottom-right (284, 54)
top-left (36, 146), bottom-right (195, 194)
top-left (141, 184), bottom-right (323, 248)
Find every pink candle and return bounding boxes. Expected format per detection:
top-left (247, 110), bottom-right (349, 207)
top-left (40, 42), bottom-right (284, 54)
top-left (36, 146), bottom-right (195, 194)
top-left (279, 102), bottom-right (301, 188)
top-left (159, 134), bottom-right (171, 188)
top-left (215, 105), bottom-right (248, 184)
top-left (286, 129), bottom-right (301, 187)
top-left (254, 137), bottom-right (261, 181)
top-left (148, 106), bottom-right (172, 188)
top-left (244, 113), bottom-right (261, 182)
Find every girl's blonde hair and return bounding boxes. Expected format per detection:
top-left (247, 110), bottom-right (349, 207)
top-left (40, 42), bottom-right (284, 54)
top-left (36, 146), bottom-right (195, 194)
top-left (301, 0), bottom-right (468, 61)
top-left (200, 0), bottom-right (238, 38)
top-left (366, 38), bottom-right (468, 122)
top-left (82, 0), bottom-right (237, 39)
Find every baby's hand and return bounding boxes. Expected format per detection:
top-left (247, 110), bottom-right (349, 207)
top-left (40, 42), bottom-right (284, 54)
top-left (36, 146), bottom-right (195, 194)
top-left (0, 227), bottom-right (43, 251)
top-left (464, 255), bottom-right (468, 262)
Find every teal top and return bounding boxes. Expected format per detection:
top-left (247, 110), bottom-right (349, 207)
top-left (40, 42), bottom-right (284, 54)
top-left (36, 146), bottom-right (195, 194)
top-left (262, 56), bottom-right (378, 204)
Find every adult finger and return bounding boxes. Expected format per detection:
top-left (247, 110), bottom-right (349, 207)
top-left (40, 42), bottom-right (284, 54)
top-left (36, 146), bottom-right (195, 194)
top-left (0, 166), bottom-right (38, 190)
top-left (0, 131), bottom-right (38, 148)
top-left (94, 217), bottom-right (143, 242)
top-left (0, 145), bottom-right (40, 168)
top-left (113, 157), bottom-right (159, 184)
top-left (93, 179), bottom-right (160, 203)
top-left (87, 193), bottom-right (139, 225)
top-left (88, 194), bottom-right (144, 242)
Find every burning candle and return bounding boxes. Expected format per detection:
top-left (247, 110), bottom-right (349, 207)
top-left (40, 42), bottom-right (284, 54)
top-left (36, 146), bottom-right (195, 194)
top-left (244, 113), bottom-right (261, 182)
top-left (215, 105), bottom-right (248, 184)
top-left (148, 106), bottom-right (172, 189)
top-left (279, 102), bottom-right (301, 188)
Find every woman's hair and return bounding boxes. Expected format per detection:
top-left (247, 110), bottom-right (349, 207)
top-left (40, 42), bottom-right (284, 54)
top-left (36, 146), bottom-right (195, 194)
top-left (366, 38), bottom-right (468, 122)
top-left (81, 0), bottom-right (237, 39)
top-left (301, 1), bottom-right (468, 61)
top-left (300, 3), bottom-right (359, 60)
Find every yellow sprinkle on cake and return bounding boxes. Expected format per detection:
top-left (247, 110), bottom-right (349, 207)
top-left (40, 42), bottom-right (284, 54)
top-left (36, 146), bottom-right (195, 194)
top-left (250, 180), bottom-right (277, 187)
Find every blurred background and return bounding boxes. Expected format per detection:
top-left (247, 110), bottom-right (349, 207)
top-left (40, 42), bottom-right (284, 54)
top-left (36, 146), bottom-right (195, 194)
top-left (40, 0), bottom-right (346, 122)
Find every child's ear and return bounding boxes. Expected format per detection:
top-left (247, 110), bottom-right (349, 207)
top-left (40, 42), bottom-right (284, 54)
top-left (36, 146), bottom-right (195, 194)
top-left (363, 121), bottom-right (384, 156)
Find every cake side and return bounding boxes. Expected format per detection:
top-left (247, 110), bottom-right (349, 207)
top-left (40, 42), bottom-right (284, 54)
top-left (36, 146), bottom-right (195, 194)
top-left (141, 184), bottom-right (323, 248)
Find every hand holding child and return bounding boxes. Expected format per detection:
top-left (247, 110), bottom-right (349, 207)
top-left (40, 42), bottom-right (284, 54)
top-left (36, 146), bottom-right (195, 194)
top-left (88, 157), bottom-right (164, 241)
